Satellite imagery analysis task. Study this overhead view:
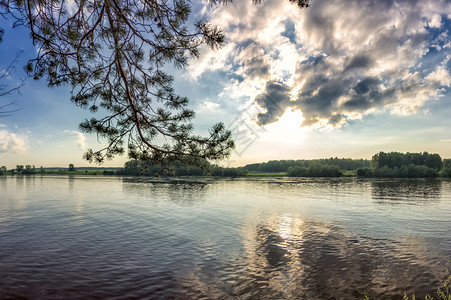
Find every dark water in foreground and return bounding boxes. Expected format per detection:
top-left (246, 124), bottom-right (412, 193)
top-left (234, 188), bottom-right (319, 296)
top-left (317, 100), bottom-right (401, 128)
top-left (1, 176), bottom-right (450, 299)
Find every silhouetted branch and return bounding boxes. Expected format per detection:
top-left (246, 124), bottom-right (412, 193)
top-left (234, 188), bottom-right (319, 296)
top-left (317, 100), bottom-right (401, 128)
top-left (0, 50), bottom-right (25, 98)
top-left (0, 100), bottom-right (20, 117)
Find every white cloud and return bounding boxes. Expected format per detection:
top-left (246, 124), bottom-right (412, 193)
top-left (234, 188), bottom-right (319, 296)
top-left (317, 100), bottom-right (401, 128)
top-left (428, 14), bottom-right (442, 28)
top-left (64, 130), bottom-right (86, 150)
top-left (425, 56), bottom-right (451, 87)
top-left (191, 0), bottom-right (451, 128)
top-left (197, 101), bottom-right (221, 114)
top-left (0, 129), bottom-right (28, 153)
top-left (187, 43), bottom-right (235, 79)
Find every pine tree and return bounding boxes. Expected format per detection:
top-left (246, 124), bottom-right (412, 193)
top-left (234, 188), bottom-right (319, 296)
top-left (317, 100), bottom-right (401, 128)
top-left (0, 0), bottom-right (308, 165)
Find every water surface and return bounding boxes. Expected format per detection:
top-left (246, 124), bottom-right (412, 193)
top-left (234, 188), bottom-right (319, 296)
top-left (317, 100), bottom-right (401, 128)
top-left (1, 176), bottom-right (450, 299)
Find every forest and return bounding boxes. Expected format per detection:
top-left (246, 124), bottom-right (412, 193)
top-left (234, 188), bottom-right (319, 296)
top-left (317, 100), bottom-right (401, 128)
top-left (115, 159), bottom-right (248, 177)
top-left (244, 152), bottom-right (451, 178)
top-left (244, 158), bottom-right (370, 173)
top-left (357, 152), bottom-right (450, 178)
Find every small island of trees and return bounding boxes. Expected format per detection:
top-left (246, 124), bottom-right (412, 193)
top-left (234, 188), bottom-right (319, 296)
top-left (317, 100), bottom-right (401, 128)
top-left (115, 159), bottom-right (248, 177)
top-left (357, 151), bottom-right (447, 178)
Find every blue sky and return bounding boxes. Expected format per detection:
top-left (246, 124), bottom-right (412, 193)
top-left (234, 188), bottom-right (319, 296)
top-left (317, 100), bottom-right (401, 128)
top-left (1, 0), bottom-right (451, 168)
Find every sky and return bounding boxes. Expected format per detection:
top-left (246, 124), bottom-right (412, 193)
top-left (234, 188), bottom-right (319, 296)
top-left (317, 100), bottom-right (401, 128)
top-left (0, 0), bottom-right (451, 168)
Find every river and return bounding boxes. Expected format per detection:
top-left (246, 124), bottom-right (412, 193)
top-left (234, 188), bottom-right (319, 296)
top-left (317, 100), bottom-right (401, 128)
top-left (1, 175), bottom-right (450, 299)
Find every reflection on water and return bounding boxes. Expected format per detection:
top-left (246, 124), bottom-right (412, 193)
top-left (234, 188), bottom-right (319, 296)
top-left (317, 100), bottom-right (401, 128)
top-left (233, 215), bottom-right (445, 299)
top-left (372, 179), bottom-right (442, 204)
top-left (122, 179), bottom-right (208, 206)
top-left (0, 177), bottom-right (450, 299)
top-left (172, 213), bottom-right (446, 299)
top-left (168, 183), bottom-right (207, 206)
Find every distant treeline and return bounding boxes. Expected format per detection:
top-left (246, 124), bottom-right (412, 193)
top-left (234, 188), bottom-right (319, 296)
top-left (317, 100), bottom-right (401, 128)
top-left (243, 153), bottom-right (451, 178)
top-left (3, 152), bottom-right (451, 178)
top-left (0, 165), bottom-right (42, 175)
top-left (244, 158), bottom-right (370, 173)
top-left (116, 159), bottom-right (248, 177)
top-left (357, 152), bottom-right (451, 178)
top-left (0, 161), bottom-right (248, 177)
top-left (0, 164), bottom-right (118, 175)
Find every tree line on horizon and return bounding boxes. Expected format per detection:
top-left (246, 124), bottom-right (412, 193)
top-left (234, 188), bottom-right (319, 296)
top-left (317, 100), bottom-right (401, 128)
top-left (243, 152), bottom-right (451, 178)
top-left (0, 164), bottom-right (78, 175)
top-left (0, 165), bottom-right (42, 175)
top-left (244, 158), bottom-right (371, 173)
top-left (0, 161), bottom-right (248, 177)
top-left (2, 152), bottom-right (451, 178)
top-left (358, 151), bottom-right (450, 178)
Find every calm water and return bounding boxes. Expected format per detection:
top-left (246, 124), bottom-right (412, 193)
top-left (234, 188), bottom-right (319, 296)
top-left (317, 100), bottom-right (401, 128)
top-left (1, 176), bottom-right (450, 299)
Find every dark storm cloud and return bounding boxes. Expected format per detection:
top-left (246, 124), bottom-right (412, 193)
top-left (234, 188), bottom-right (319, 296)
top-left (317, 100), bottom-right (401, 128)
top-left (299, 81), bottom-right (345, 112)
top-left (295, 77), bottom-right (350, 126)
top-left (349, 77), bottom-right (397, 109)
top-left (354, 77), bottom-right (380, 95)
top-left (255, 81), bottom-right (292, 125)
top-left (343, 56), bottom-right (373, 73)
top-left (298, 55), bottom-right (328, 73)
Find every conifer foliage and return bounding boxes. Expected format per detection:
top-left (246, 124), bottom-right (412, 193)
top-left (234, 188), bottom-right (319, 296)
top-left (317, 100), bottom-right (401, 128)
top-left (0, 0), bottom-right (235, 164)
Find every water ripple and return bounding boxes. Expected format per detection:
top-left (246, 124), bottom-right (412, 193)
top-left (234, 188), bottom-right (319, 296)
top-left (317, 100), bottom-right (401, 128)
top-left (0, 177), bottom-right (450, 299)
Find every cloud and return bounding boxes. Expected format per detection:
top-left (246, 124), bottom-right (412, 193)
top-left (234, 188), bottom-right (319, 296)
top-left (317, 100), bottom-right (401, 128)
top-left (0, 129), bottom-right (28, 153)
top-left (64, 130), bottom-right (86, 150)
top-left (193, 0), bottom-right (451, 128)
top-left (425, 56), bottom-right (451, 86)
top-left (255, 81), bottom-right (292, 125)
top-left (234, 43), bottom-right (272, 80)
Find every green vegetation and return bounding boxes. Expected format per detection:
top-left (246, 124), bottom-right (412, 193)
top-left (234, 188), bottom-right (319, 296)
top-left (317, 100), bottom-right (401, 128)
top-left (245, 158), bottom-right (370, 173)
top-left (287, 163), bottom-right (342, 177)
top-left (442, 159), bottom-right (451, 178)
top-left (0, 164), bottom-right (117, 176)
top-left (243, 153), bottom-right (451, 178)
top-left (116, 159), bottom-right (247, 177)
top-left (42, 169), bottom-right (107, 176)
top-left (2, 151), bottom-right (450, 179)
top-left (357, 152), bottom-right (444, 178)
top-left (0, 161), bottom-right (247, 178)
top-left (243, 158), bottom-right (369, 178)
top-left (0, 165), bottom-right (7, 175)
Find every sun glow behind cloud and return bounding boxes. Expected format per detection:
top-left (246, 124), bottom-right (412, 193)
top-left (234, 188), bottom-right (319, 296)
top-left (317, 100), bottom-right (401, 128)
top-left (191, 0), bottom-right (451, 130)
top-left (260, 109), bottom-right (309, 144)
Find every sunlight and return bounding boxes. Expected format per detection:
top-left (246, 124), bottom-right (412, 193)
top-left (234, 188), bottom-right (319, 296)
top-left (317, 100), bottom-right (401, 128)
top-left (277, 214), bottom-right (305, 247)
top-left (260, 108), bottom-right (309, 145)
